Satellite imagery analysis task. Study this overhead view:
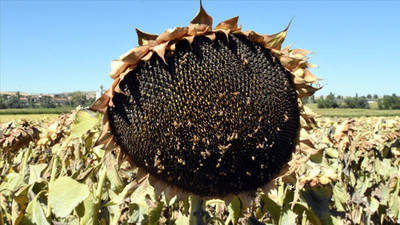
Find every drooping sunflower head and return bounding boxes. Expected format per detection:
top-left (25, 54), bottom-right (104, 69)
top-left (91, 2), bottom-right (320, 200)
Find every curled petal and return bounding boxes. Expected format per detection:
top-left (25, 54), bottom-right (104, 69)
top-left (188, 1), bottom-right (213, 35)
top-left (94, 126), bottom-right (112, 147)
top-left (183, 36), bottom-right (196, 45)
top-left (279, 55), bottom-right (302, 71)
top-left (307, 62), bottom-right (318, 68)
top-left (215, 16), bottom-right (239, 31)
top-left (164, 185), bottom-right (178, 204)
top-left (148, 175), bottom-right (158, 186)
top-left (282, 43), bottom-right (294, 55)
top-left (103, 135), bottom-right (119, 152)
top-left (152, 42), bottom-right (169, 64)
top-left (109, 60), bottom-right (129, 79)
top-left (154, 180), bottom-right (168, 198)
top-left (303, 105), bottom-right (319, 119)
top-left (263, 20), bottom-right (292, 50)
top-left (303, 69), bottom-right (320, 83)
top-left (156, 27), bottom-right (189, 43)
top-left (136, 167), bottom-right (147, 182)
top-left (293, 76), bottom-right (306, 85)
top-left (107, 78), bottom-right (120, 107)
top-left (290, 48), bottom-right (312, 59)
top-left (243, 31), bottom-right (264, 43)
top-left (136, 28), bottom-right (158, 46)
top-left (119, 45), bottom-right (151, 64)
top-left (215, 29), bottom-right (230, 39)
top-left (90, 93), bottom-right (110, 114)
top-left (176, 189), bottom-right (189, 202)
top-left (141, 51), bottom-right (154, 61)
top-left (205, 32), bottom-right (216, 41)
top-left (190, 0), bottom-right (213, 28)
top-left (237, 192), bottom-right (252, 209)
top-left (296, 83), bottom-right (321, 98)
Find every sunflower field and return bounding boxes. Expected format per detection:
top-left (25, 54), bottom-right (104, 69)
top-left (1, 109), bottom-right (399, 225)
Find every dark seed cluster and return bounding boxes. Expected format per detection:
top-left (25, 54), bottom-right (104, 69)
top-left (108, 33), bottom-right (300, 196)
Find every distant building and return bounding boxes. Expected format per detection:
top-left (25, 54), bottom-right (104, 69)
top-left (96, 85), bottom-right (105, 99)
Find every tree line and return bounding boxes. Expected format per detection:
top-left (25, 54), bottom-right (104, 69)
top-left (304, 93), bottom-right (400, 109)
top-left (0, 91), bottom-right (95, 109)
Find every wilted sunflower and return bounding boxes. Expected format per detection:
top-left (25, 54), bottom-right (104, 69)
top-left (91, 3), bottom-right (320, 202)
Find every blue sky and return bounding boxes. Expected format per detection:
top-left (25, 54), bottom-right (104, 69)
top-left (1, 0), bottom-right (399, 96)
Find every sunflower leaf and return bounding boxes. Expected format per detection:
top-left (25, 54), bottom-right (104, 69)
top-left (49, 176), bottom-right (90, 217)
top-left (70, 110), bottom-right (99, 138)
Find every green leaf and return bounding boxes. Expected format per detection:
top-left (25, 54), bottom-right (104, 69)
top-left (175, 215), bottom-right (190, 225)
top-left (106, 165), bottom-right (124, 194)
top-left (48, 176), bottom-right (90, 217)
top-left (280, 210), bottom-right (296, 225)
top-left (302, 187), bottom-right (333, 225)
top-left (128, 203), bottom-right (148, 224)
top-left (333, 183), bottom-right (347, 212)
top-left (130, 178), bottom-right (155, 205)
top-left (148, 202), bottom-right (164, 225)
top-left (389, 177), bottom-right (400, 220)
top-left (325, 148), bottom-right (338, 158)
top-left (28, 164), bottom-right (47, 184)
top-left (381, 185), bottom-right (390, 205)
top-left (226, 196), bottom-right (241, 225)
top-left (369, 196), bottom-right (379, 213)
top-left (22, 191), bottom-right (50, 225)
top-left (4, 173), bottom-right (24, 193)
top-left (260, 194), bottom-right (281, 223)
top-left (375, 159), bottom-right (390, 177)
top-left (76, 192), bottom-right (95, 225)
top-left (106, 181), bottom-right (138, 207)
top-left (293, 202), bottom-right (321, 225)
top-left (70, 110), bottom-right (99, 138)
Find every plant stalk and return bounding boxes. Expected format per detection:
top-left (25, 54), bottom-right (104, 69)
top-left (189, 194), bottom-right (204, 225)
top-left (93, 163), bottom-right (108, 224)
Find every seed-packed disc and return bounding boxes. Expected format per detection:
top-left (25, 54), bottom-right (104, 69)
top-left (108, 33), bottom-right (300, 196)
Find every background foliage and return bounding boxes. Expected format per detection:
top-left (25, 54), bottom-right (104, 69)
top-left (0, 109), bottom-right (399, 224)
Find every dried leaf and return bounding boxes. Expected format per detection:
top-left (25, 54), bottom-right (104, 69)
top-left (262, 20), bottom-right (292, 50)
top-left (136, 28), bottom-right (158, 46)
top-left (190, 1), bottom-right (212, 28)
top-left (215, 16), bottom-right (239, 31)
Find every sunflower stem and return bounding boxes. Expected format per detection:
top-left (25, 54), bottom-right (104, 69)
top-left (189, 194), bottom-right (204, 225)
top-left (93, 163), bottom-right (107, 224)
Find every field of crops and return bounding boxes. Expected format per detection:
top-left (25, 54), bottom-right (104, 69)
top-left (306, 104), bottom-right (400, 117)
top-left (1, 109), bottom-right (399, 225)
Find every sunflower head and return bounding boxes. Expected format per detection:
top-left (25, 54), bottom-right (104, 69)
top-left (91, 2), bottom-right (320, 200)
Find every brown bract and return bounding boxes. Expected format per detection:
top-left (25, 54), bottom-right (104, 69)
top-left (90, 2), bottom-right (321, 203)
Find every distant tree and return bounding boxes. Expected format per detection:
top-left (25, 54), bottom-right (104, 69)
top-left (71, 91), bottom-right (88, 107)
top-left (302, 96), bottom-right (309, 104)
top-left (373, 94), bottom-right (378, 99)
top-left (0, 98), bottom-right (6, 109)
top-left (317, 93), bottom-right (339, 108)
top-left (367, 94), bottom-right (372, 99)
top-left (310, 95), bottom-right (316, 103)
top-left (344, 95), bottom-right (369, 109)
top-left (7, 96), bottom-right (21, 108)
top-left (378, 95), bottom-right (400, 109)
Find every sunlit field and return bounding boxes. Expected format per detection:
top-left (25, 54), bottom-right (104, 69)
top-left (1, 109), bottom-right (399, 224)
